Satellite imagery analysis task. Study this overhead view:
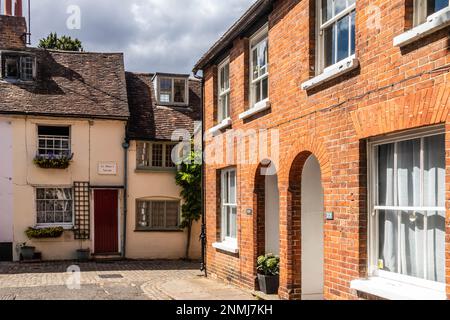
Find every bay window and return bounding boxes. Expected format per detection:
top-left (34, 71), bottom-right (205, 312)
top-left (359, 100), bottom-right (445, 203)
top-left (218, 58), bottom-right (231, 122)
top-left (369, 128), bottom-right (446, 288)
top-left (317, 0), bottom-right (356, 73)
top-left (250, 26), bottom-right (268, 108)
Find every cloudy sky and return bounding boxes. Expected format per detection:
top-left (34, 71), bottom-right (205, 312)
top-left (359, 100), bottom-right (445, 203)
top-left (28, 0), bottom-right (255, 73)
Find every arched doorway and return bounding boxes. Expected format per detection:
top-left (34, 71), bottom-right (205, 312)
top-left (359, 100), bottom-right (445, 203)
top-left (254, 160), bottom-right (280, 256)
top-left (301, 155), bottom-right (324, 300)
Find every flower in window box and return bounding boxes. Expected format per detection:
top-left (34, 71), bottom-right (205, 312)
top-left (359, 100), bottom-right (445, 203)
top-left (33, 152), bottom-right (74, 169)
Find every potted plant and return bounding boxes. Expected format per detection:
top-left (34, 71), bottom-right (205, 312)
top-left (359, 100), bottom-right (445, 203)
top-left (19, 242), bottom-right (36, 261)
top-left (76, 231), bottom-right (91, 262)
top-left (257, 254), bottom-right (280, 295)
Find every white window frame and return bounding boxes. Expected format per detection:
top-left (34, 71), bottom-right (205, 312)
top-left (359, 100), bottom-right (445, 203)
top-left (249, 24), bottom-right (269, 109)
top-left (217, 57), bottom-right (231, 123)
top-left (136, 141), bottom-right (177, 170)
top-left (136, 199), bottom-right (181, 231)
top-left (218, 168), bottom-right (238, 248)
top-left (156, 77), bottom-right (189, 106)
top-left (414, 0), bottom-right (449, 26)
top-left (316, 0), bottom-right (356, 75)
top-left (367, 126), bottom-right (446, 293)
top-left (35, 187), bottom-right (74, 228)
top-left (37, 125), bottom-right (71, 157)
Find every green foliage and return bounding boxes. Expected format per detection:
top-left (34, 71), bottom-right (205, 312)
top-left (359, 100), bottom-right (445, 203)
top-left (257, 254), bottom-right (280, 276)
top-left (33, 153), bottom-right (74, 169)
top-left (175, 146), bottom-right (202, 259)
top-left (175, 149), bottom-right (202, 229)
top-left (38, 32), bottom-right (83, 52)
top-left (25, 227), bottom-right (64, 239)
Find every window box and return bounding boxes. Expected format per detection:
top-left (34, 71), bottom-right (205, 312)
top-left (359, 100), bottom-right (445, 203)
top-left (25, 227), bottom-right (65, 239)
top-left (239, 99), bottom-right (271, 120)
top-left (393, 6), bottom-right (450, 47)
top-left (208, 117), bottom-right (232, 134)
top-left (33, 153), bottom-right (74, 169)
top-left (301, 55), bottom-right (359, 90)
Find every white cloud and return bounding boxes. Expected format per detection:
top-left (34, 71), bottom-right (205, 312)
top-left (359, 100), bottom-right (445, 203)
top-left (29, 0), bottom-right (255, 73)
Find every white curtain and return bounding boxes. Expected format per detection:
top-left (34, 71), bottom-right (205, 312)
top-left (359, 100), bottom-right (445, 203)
top-left (378, 134), bottom-right (445, 283)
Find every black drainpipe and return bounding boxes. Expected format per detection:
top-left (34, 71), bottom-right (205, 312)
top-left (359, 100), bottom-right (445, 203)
top-left (122, 139), bottom-right (130, 259)
top-left (194, 72), bottom-right (206, 275)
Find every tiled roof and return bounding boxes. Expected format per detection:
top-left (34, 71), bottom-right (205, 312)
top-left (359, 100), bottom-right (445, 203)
top-left (125, 72), bottom-right (201, 141)
top-left (0, 48), bottom-right (129, 119)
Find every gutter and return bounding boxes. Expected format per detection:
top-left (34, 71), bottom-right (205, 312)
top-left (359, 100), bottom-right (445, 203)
top-left (194, 72), bottom-right (207, 275)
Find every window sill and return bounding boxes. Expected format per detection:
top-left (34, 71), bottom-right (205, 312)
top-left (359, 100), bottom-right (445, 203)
top-left (350, 277), bottom-right (447, 300)
top-left (393, 7), bottom-right (450, 47)
top-left (301, 55), bottom-right (359, 90)
top-left (134, 229), bottom-right (183, 233)
top-left (35, 225), bottom-right (74, 231)
top-left (208, 118), bottom-right (232, 134)
top-left (135, 167), bottom-right (177, 173)
top-left (0, 78), bottom-right (35, 84)
top-left (238, 99), bottom-right (271, 120)
top-left (212, 241), bottom-right (239, 254)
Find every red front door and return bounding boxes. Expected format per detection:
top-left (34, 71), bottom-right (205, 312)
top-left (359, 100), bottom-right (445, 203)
top-left (94, 190), bottom-right (119, 254)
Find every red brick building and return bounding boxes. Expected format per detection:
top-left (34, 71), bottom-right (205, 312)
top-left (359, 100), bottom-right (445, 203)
top-left (194, 0), bottom-right (450, 300)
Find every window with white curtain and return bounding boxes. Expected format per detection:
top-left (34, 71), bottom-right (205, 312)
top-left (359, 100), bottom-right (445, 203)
top-left (369, 128), bottom-right (446, 286)
top-left (218, 58), bottom-right (231, 122)
top-left (250, 26), bottom-right (268, 108)
top-left (413, 0), bottom-right (449, 26)
top-left (221, 168), bottom-right (237, 243)
top-left (317, 0), bottom-right (356, 73)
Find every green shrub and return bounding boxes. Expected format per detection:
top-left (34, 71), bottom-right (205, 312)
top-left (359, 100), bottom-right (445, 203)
top-left (257, 254), bottom-right (280, 276)
top-left (25, 227), bottom-right (65, 239)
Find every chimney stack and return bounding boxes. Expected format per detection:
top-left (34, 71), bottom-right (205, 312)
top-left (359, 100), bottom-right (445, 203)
top-left (0, 0), bottom-right (27, 48)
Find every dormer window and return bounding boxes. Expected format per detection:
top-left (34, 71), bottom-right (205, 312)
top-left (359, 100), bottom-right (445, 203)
top-left (154, 74), bottom-right (189, 106)
top-left (1, 52), bottom-right (36, 82)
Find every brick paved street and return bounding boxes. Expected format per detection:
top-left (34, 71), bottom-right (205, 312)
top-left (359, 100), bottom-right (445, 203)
top-left (0, 260), bottom-right (256, 300)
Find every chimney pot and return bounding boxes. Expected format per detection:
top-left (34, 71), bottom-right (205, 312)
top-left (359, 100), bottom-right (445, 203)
top-left (5, 0), bottom-right (13, 15)
top-left (14, 0), bottom-right (23, 17)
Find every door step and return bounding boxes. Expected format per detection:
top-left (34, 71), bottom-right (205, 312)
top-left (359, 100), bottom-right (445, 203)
top-left (92, 253), bottom-right (123, 262)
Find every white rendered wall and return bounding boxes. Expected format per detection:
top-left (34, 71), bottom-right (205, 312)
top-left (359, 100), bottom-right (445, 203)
top-left (0, 121), bottom-right (13, 243)
top-left (301, 155), bottom-right (324, 300)
top-left (265, 174), bottom-right (280, 255)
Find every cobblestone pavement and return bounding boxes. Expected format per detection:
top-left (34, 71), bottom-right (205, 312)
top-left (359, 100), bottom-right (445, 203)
top-left (0, 260), bottom-right (199, 300)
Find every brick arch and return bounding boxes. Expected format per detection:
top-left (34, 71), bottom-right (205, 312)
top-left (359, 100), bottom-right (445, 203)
top-left (350, 84), bottom-right (450, 139)
top-left (278, 138), bottom-right (330, 300)
top-left (278, 136), bottom-right (331, 185)
top-left (248, 159), bottom-right (281, 291)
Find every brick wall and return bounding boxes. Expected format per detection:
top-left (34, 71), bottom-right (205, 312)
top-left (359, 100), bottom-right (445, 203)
top-left (202, 0), bottom-right (450, 300)
top-left (0, 14), bottom-right (27, 49)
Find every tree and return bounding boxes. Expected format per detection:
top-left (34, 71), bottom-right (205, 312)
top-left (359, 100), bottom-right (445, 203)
top-left (175, 147), bottom-right (202, 260)
top-left (38, 32), bottom-right (83, 52)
